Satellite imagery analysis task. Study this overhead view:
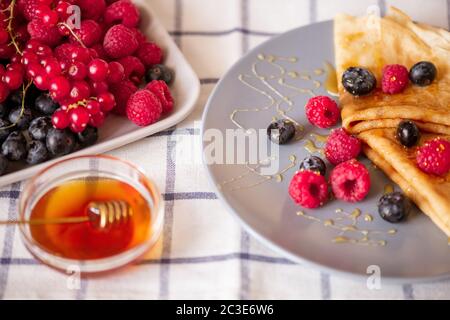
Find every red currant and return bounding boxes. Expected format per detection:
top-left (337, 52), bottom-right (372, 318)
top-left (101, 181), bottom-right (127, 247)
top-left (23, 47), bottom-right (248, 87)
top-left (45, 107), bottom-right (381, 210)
top-left (86, 100), bottom-right (101, 115)
top-left (7, 63), bottom-right (25, 75)
top-left (21, 52), bottom-right (39, 66)
top-left (37, 5), bottom-right (59, 26)
top-left (88, 59), bottom-right (109, 82)
top-left (0, 65), bottom-right (5, 78)
top-left (71, 46), bottom-right (91, 63)
top-left (34, 72), bottom-right (50, 90)
top-left (26, 63), bottom-right (44, 78)
top-left (43, 58), bottom-right (62, 76)
top-left (49, 76), bottom-right (70, 100)
top-left (97, 92), bottom-right (116, 112)
top-left (90, 81), bottom-right (108, 95)
top-left (3, 69), bottom-right (23, 90)
top-left (89, 111), bottom-right (105, 128)
top-left (51, 108), bottom-right (70, 129)
top-left (69, 107), bottom-right (90, 130)
top-left (55, 1), bottom-right (71, 19)
top-left (0, 82), bottom-right (10, 103)
top-left (69, 81), bottom-right (91, 101)
top-left (57, 24), bottom-right (70, 36)
top-left (0, 29), bottom-right (9, 45)
top-left (35, 44), bottom-right (52, 57)
top-left (106, 61), bottom-right (125, 84)
top-left (67, 61), bottom-right (87, 80)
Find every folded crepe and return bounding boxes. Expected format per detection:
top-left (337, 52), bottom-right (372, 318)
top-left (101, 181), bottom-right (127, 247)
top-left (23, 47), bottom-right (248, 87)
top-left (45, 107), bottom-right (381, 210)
top-left (360, 129), bottom-right (450, 236)
top-left (334, 7), bottom-right (450, 237)
top-left (335, 7), bottom-right (450, 135)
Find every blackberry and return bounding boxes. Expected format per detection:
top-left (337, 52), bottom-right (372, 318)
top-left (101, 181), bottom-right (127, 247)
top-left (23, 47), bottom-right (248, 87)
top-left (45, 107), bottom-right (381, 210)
top-left (2, 131), bottom-right (27, 161)
top-left (378, 192), bottom-right (411, 223)
top-left (35, 94), bottom-right (59, 115)
top-left (77, 126), bottom-right (98, 147)
top-left (267, 119), bottom-right (296, 145)
top-left (28, 116), bottom-right (52, 141)
top-left (342, 67), bottom-right (377, 96)
top-left (299, 156), bottom-right (327, 176)
top-left (396, 120), bottom-right (420, 147)
top-left (26, 140), bottom-right (49, 164)
top-left (0, 155), bottom-right (7, 175)
top-left (8, 106), bottom-right (33, 130)
top-left (409, 61), bottom-right (437, 87)
top-left (46, 128), bottom-right (76, 157)
top-left (145, 64), bottom-right (174, 84)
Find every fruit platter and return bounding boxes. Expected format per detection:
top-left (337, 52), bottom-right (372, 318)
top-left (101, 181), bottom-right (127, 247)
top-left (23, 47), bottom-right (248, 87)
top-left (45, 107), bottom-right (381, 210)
top-left (202, 7), bottom-right (450, 280)
top-left (0, 0), bottom-right (199, 186)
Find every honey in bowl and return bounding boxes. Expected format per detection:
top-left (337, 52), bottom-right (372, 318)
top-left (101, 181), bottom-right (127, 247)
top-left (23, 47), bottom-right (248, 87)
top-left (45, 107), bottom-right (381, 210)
top-left (29, 178), bottom-right (152, 260)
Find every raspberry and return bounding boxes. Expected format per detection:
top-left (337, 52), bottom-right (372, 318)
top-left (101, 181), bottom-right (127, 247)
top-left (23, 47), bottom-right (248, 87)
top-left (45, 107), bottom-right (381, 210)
top-left (325, 128), bottom-right (361, 165)
top-left (27, 19), bottom-right (62, 47)
top-left (305, 96), bottom-right (340, 128)
top-left (71, 20), bottom-right (102, 47)
top-left (145, 80), bottom-right (174, 114)
top-left (136, 42), bottom-right (163, 67)
top-left (54, 43), bottom-right (78, 62)
top-left (103, 24), bottom-right (139, 59)
top-left (382, 64), bottom-right (409, 94)
top-left (17, 0), bottom-right (40, 21)
top-left (110, 79), bottom-right (137, 115)
top-left (416, 138), bottom-right (450, 176)
top-left (104, 0), bottom-right (140, 28)
top-left (289, 170), bottom-right (329, 209)
top-left (330, 159), bottom-right (371, 202)
top-left (126, 89), bottom-right (162, 126)
top-left (129, 28), bottom-right (146, 44)
top-left (118, 56), bottom-right (145, 83)
top-left (75, 0), bottom-right (106, 20)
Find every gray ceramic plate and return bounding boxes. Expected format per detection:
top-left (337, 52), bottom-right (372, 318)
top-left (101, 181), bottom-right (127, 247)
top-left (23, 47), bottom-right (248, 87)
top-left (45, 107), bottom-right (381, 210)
top-left (202, 21), bottom-right (450, 282)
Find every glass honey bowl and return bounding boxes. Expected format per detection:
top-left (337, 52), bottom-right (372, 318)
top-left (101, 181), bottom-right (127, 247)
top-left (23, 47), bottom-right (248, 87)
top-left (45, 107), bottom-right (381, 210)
top-left (18, 155), bottom-right (164, 273)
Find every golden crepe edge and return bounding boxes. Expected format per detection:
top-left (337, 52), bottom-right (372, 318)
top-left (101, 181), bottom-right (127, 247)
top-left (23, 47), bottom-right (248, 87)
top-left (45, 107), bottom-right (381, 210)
top-left (334, 6), bottom-right (450, 135)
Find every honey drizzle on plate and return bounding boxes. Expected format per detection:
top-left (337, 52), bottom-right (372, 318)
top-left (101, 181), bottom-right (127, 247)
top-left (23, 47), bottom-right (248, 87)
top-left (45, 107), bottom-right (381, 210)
top-left (297, 208), bottom-right (397, 246)
top-left (230, 54), bottom-right (324, 131)
top-left (303, 133), bottom-right (329, 155)
top-left (218, 155), bottom-right (297, 191)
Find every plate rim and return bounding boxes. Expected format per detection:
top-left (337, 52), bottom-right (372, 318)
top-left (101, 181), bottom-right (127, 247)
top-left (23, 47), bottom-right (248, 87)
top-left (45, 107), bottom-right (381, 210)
top-left (0, 2), bottom-right (201, 188)
top-left (201, 20), bottom-right (450, 284)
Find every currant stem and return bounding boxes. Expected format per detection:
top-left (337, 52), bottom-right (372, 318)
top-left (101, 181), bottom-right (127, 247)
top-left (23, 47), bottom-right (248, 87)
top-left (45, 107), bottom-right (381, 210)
top-left (57, 22), bottom-right (87, 48)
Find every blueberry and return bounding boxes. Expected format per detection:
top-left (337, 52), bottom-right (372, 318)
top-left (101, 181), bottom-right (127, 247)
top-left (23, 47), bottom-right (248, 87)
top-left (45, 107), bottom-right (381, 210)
top-left (378, 192), bottom-right (411, 223)
top-left (396, 120), bottom-right (420, 147)
top-left (409, 61), bottom-right (436, 86)
top-left (26, 140), bottom-right (49, 164)
top-left (0, 119), bottom-right (11, 143)
top-left (145, 64), bottom-right (174, 84)
top-left (342, 67), bottom-right (377, 96)
top-left (267, 119), bottom-right (296, 145)
top-left (299, 156), bottom-right (327, 176)
top-left (34, 94), bottom-right (58, 115)
top-left (46, 128), bottom-right (76, 157)
top-left (8, 106), bottom-right (33, 130)
top-left (2, 131), bottom-right (27, 161)
top-left (77, 126), bottom-right (98, 147)
top-left (28, 116), bottom-right (52, 141)
top-left (0, 155), bottom-right (8, 175)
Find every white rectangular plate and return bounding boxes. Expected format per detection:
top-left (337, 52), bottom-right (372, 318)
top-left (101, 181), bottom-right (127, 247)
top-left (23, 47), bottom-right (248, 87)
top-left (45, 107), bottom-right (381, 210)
top-left (0, 1), bottom-right (200, 187)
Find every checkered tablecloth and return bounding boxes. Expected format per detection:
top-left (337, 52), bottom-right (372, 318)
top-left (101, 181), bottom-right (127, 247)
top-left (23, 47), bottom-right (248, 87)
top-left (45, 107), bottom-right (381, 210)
top-left (1, 0), bottom-right (450, 300)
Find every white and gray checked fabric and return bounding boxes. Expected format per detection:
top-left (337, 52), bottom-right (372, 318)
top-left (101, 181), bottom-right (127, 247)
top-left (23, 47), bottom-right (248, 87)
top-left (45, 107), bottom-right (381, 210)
top-left (1, 0), bottom-right (450, 299)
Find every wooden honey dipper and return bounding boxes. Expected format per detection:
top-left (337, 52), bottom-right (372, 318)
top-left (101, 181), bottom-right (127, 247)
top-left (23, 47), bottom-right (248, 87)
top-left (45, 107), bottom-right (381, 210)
top-left (0, 200), bottom-right (133, 229)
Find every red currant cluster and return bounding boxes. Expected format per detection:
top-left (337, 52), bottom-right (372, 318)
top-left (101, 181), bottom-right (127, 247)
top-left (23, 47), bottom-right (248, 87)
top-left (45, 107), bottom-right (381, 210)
top-left (0, 0), bottom-right (174, 136)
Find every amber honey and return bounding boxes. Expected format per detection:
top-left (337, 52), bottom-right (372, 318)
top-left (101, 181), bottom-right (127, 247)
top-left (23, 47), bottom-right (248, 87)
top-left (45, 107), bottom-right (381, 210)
top-left (29, 178), bottom-right (152, 260)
